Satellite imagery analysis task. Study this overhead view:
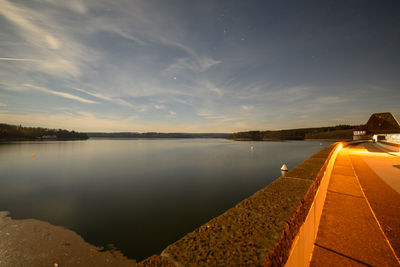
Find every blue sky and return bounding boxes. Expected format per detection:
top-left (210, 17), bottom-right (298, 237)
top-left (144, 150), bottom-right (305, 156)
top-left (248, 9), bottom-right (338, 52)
top-left (0, 0), bottom-right (399, 132)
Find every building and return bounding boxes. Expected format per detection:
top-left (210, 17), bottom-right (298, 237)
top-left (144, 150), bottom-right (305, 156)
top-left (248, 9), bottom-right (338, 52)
top-left (353, 112), bottom-right (400, 144)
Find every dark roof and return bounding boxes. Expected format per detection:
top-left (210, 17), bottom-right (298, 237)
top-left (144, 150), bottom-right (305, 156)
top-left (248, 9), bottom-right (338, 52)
top-left (365, 112), bottom-right (400, 134)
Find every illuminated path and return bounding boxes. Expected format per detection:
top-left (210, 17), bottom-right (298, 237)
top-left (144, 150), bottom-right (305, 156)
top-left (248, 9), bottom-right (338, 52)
top-left (310, 142), bottom-right (400, 266)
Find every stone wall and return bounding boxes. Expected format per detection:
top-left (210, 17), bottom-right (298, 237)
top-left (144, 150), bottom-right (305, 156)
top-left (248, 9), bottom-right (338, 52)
top-left (139, 143), bottom-right (338, 267)
top-left (382, 134), bottom-right (400, 145)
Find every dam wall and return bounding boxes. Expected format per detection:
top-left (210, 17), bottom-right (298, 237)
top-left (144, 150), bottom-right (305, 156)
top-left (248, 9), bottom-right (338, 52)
top-left (139, 143), bottom-right (342, 266)
top-left (284, 143), bottom-right (342, 266)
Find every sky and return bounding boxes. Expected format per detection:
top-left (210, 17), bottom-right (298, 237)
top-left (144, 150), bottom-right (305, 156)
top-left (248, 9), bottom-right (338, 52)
top-left (0, 0), bottom-right (399, 132)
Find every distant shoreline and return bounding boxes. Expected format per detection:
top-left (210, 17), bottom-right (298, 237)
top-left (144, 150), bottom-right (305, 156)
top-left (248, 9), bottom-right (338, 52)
top-left (0, 137), bottom-right (351, 142)
top-left (228, 138), bottom-right (350, 142)
top-left (0, 138), bottom-right (87, 142)
top-left (228, 126), bottom-right (359, 141)
top-left (0, 123), bottom-right (89, 141)
top-left (86, 132), bottom-right (230, 139)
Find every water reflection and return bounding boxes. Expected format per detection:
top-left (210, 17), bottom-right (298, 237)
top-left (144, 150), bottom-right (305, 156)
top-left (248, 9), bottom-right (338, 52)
top-left (0, 139), bottom-right (332, 260)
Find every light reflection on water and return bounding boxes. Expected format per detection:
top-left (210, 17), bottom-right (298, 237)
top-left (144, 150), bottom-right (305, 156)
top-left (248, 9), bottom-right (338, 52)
top-left (0, 139), bottom-right (332, 260)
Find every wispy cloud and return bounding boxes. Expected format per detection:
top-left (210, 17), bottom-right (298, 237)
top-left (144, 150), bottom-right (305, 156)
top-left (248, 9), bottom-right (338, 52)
top-left (199, 79), bottom-right (224, 97)
top-left (0, 0), bottom-right (58, 50)
top-left (159, 37), bottom-right (221, 73)
top-left (313, 96), bottom-right (349, 104)
top-left (197, 112), bottom-right (235, 122)
top-left (24, 84), bottom-right (97, 104)
top-left (0, 0), bottom-right (95, 77)
top-left (0, 111), bottom-right (136, 132)
top-left (236, 85), bottom-right (314, 103)
top-left (0, 57), bottom-right (38, 61)
top-left (70, 87), bottom-right (134, 108)
top-left (162, 54), bottom-right (220, 76)
top-left (154, 104), bottom-right (166, 110)
top-left (241, 105), bottom-right (254, 111)
top-left (40, 0), bottom-right (87, 14)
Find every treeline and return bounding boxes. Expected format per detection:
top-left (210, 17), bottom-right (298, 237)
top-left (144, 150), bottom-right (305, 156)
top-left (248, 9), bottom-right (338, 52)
top-left (228, 125), bottom-right (359, 141)
top-left (0, 123), bottom-right (89, 140)
top-left (87, 132), bottom-right (230, 138)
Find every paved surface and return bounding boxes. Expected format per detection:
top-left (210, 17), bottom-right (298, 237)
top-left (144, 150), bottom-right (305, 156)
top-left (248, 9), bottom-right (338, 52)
top-left (310, 142), bottom-right (400, 266)
top-left (360, 142), bottom-right (400, 194)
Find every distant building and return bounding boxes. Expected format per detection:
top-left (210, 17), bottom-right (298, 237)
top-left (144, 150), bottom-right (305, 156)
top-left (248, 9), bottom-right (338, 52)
top-left (353, 112), bottom-right (400, 144)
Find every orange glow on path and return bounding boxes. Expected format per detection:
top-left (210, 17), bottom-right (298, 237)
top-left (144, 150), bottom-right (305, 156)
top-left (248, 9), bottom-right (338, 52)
top-left (342, 146), bottom-right (397, 158)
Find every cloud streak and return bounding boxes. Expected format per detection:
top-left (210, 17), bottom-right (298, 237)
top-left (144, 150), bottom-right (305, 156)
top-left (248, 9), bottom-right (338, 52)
top-left (0, 0), bottom-right (95, 77)
top-left (24, 84), bottom-right (97, 104)
top-left (0, 57), bottom-right (38, 62)
top-left (70, 87), bottom-right (134, 108)
top-left (241, 105), bottom-right (254, 111)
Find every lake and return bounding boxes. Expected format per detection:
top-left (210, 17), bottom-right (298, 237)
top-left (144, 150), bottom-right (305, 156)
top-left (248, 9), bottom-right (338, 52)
top-left (0, 138), bottom-right (332, 261)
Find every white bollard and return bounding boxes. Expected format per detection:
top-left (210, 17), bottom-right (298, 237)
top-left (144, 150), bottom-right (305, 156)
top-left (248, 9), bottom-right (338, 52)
top-left (281, 164), bottom-right (288, 176)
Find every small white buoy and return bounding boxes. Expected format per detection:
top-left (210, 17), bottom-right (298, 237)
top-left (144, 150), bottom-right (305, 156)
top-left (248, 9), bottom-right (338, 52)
top-left (281, 164), bottom-right (288, 176)
top-left (281, 164), bottom-right (288, 171)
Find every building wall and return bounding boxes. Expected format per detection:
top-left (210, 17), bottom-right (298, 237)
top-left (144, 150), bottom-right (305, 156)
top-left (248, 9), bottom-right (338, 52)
top-left (353, 135), bottom-right (371, 141)
top-left (384, 134), bottom-right (400, 144)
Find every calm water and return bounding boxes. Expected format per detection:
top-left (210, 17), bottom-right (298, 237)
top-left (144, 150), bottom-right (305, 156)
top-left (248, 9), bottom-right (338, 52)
top-left (0, 139), bottom-right (332, 260)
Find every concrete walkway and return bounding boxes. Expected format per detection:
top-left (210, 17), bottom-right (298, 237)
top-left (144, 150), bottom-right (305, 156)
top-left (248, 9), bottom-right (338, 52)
top-left (310, 143), bottom-right (400, 266)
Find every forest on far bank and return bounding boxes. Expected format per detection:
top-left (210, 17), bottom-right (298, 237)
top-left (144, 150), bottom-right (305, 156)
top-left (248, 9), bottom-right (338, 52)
top-left (0, 123), bottom-right (88, 140)
top-left (228, 125), bottom-right (361, 141)
top-left (0, 122), bottom-right (361, 141)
